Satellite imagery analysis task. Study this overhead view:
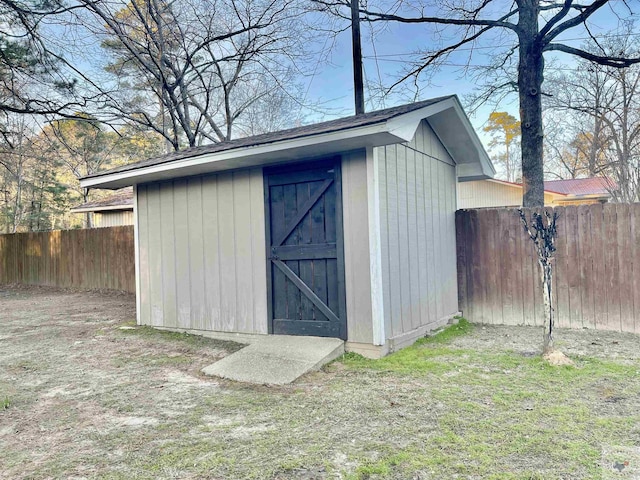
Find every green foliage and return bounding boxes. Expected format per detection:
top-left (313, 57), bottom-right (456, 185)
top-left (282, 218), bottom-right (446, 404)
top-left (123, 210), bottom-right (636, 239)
top-left (2, 396), bottom-right (11, 409)
top-left (484, 111), bottom-right (522, 181)
top-left (341, 318), bottom-right (473, 374)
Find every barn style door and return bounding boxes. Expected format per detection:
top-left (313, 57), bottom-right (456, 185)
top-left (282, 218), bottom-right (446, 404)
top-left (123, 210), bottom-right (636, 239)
top-left (265, 160), bottom-right (347, 340)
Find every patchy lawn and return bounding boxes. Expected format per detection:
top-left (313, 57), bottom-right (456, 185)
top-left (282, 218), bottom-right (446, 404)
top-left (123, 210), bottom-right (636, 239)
top-left (1, 286), bottom-right (640, 479)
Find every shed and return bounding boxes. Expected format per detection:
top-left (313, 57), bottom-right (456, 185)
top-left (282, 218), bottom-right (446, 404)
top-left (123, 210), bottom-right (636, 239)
top-left (71, 188), bottom-right (134, 227)
top-left (81, 96), bottom-right (494, 358)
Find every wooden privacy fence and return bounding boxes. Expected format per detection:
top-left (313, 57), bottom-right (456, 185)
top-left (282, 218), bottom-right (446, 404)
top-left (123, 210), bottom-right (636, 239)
top-left (456, 204), bottom-right (640, 333)
top-left (0, 226), bottom-right (135, 293)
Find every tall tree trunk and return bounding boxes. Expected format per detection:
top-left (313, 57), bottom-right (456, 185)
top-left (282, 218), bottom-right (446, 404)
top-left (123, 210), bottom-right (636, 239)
top-left (83, 188), bottom-right (93, 229)
top-left (518, 1), bottom-right (545, 208)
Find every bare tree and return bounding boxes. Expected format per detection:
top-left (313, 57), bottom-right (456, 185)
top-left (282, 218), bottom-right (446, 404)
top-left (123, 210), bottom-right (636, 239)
top-left (313, 0), bottom-right (640, 207)
top-left (0, 113), bottom-right (71, 232)
top-left (0, 0), bottom-right (95, 118)
top-left (76, 0), bottom-right (307, 151)
top-left (519, 209), bottom-right (566, 361)
top-left (547, 30), bottom-right (640, 201)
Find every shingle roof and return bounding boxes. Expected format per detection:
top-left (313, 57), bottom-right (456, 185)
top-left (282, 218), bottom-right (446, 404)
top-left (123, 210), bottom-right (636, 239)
top-left (83, 96), bottom-right (455, 180)
top-left (544, 177), bottom-right (615, 196)
top-left (71, 187), bottom-right (133, 211)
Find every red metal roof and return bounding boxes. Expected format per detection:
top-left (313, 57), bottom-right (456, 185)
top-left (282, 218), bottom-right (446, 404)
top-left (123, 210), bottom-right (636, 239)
top-left (544, 177), bottom-right (615, 196)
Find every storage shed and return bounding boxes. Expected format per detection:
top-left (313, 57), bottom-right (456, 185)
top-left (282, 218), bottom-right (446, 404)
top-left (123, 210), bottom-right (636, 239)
top-left (70, 188), bottom-right (134, 227)
top-left (81, 96), bottom-right (494, 357)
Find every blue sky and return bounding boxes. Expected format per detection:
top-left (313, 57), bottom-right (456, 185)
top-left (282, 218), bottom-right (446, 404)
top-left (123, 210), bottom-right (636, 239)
top-left (301, 3), bottom-right (637, 148)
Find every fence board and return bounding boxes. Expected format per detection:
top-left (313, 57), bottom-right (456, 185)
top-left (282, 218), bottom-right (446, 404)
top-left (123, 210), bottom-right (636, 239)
top-left (456, 204), bottom-right (640, 334)
top-left (0, 226), bottom-right (135, 293)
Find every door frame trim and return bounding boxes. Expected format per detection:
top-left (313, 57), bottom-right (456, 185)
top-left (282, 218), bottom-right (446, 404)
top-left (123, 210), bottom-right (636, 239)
top-left (263, 157), bottom-right (348, 340)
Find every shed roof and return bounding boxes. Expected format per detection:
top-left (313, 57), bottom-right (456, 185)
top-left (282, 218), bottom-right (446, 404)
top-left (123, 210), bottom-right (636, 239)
top-left (81, 96), bottom-right (495, 190)
top-left (71, 188), bottom-right (134, 213)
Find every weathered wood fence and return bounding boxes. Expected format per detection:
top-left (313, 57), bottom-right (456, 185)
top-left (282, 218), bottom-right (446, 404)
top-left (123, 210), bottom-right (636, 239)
top-left (456, 204), bottom-right (640, 333)
top-left (0, 226), bottom-right (135, 293)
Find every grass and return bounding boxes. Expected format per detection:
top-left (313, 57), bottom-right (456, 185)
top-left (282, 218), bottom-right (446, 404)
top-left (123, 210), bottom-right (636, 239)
top-left (333, 319), bottom-right (640, 479)
top-left (5, 294), bottom-right (640, 480)
top-left (116, 322), bottom-right (243, 352)
top-left (341, 318), bottom-right (474, 374)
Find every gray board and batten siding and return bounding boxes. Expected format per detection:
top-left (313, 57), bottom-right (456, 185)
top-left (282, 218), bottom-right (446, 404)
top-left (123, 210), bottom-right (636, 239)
top-left (377, 120), bottom-right (459, 348)
top-left (134, 118), bottom-right (459, 350)
top-left (135, 157), bottom-right (375, 344)
top-left (136, 169), bottom-right (269, 335)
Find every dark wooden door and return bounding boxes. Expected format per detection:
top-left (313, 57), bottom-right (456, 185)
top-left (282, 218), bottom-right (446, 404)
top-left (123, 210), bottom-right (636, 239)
top-left (265, 160), bottom-right (347, 339)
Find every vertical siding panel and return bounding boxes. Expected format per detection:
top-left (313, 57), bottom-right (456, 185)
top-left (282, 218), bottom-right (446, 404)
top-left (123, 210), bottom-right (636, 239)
top-left (146, 184), bottom-right (164, 326)
top-left (249, 168), bottom-right (268, 334)
top-left (378, 147), bottom-right (393, 340)
top-left (217, 172), bottom-right (237, 331)
top-left (233, 170), bottom-right (254, 334)
top-left (375, 123), bottom-right (459, 342)
top-left (188, 177), bottom-right (206, 331)
top-left (173, 179), bottom-right (191, 328)
top-left (431, 162), bottom-right (444, 319)
top-left (201, 175), bottom-right (221, 331)
top-left (396, 144), bottom-right (411, 334)
top-left (424, 144), bottom-right (437, 325)
top-left (445, 165), bottom-right (458, 315)
top-left (415, 148), bottom-right (429, 327)
top-left (406, 147), bottom-right (421, 330)
top-left (386, 145), bottom-right (403, 338)
top-left (158, 182), bottom-right (177, 328)
top-left (341, 153), bottom-right (374, 343)
top-left (341, 159), bottom-right (355, 337)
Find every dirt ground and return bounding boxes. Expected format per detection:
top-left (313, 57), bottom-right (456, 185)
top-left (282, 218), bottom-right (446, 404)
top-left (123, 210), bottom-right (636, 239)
top-left (1, 286), bottom-right (640, 480)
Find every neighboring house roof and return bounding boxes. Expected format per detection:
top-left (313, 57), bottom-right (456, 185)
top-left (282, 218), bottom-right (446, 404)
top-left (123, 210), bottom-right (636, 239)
top-left (70, 187), bottom-right (134, 213)
top-left (544, 177), bottom-right (615, 196)
top-left (80, 96), bottom-right (495, 190)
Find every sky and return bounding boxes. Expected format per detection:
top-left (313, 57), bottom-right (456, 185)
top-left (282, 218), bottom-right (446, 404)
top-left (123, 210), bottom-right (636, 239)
top-left (300, 2), bottom-right (637, 149)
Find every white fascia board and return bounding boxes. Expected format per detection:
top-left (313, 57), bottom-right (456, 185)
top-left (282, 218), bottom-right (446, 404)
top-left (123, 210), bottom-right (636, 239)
top-left (71, 205), bottom-right (134, 213)
top-left (81, 123), bottom-right (397, 190)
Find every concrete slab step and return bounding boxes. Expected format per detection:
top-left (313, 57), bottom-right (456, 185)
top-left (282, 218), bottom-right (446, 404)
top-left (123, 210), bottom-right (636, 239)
top-left (201, 335), bottom-right (344, 385)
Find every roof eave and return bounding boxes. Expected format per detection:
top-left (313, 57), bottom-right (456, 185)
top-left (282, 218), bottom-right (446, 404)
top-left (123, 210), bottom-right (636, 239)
top-left (80, 123), bottom-right (395, 190)
top-left (71, 204), bottom-right (134, 213)
top-left (81, 96), bottom-right (494, 190)
top-left (424, 98), bottom-right (496, 181)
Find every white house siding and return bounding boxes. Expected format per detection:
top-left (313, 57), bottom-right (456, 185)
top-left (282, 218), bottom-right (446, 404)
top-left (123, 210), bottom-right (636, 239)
top-left (377, 120), bottom-right (459, 341)
top-left (458, 180), bottom-right (522, 209)
top-left (94, 210), bottom-right (134, 227)
top-left (457, 180), bottom-right (558, 208)
top-left (341, 150), bottom-right (374, 344)
top-left (136, 169), bottom-right (268, 334)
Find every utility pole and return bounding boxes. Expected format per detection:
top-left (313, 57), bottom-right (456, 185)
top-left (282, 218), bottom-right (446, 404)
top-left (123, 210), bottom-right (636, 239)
top-left (350, 0), bottom-right (365, 115)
